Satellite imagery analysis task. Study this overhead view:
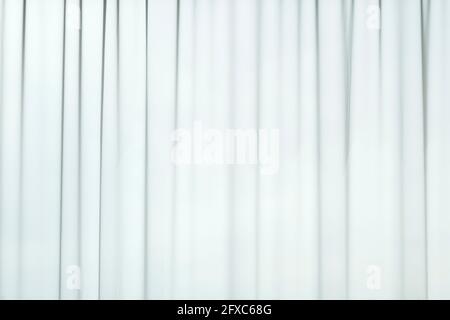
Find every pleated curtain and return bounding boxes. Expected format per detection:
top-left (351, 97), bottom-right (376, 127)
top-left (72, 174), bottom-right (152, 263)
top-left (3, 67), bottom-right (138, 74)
top-left (0, 0), bottom-right (450, 299)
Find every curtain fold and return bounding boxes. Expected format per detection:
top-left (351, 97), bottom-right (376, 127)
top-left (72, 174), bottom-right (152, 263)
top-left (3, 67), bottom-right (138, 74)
top-left (0, 0), bottom-right (449, 299)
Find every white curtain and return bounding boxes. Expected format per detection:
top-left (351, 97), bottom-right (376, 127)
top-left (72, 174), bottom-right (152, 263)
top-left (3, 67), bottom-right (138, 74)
top-left (0, 0), bottom-right (449, 300)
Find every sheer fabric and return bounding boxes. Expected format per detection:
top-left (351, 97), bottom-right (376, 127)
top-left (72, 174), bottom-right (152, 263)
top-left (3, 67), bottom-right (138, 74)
top-left (0, 0), bottom-right (449, 299)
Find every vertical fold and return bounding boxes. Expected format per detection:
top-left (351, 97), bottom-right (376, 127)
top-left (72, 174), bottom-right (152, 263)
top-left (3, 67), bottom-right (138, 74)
top-left (97, 0), bottom-right (107, 299)
top-left (146, 0), bottom-right (178, 299)
top-left (170, 0), bottom-right (180, 298)
top-left (21, 0), bottom-right (65, 298)
top-left (0, 0), bottom-right (26, 299)
top-left (380, 0), bottom-right (404, 298)
top-left (420, 0), bottom-right (430, 299)
top-left (399, 0), bottom-right (427, 299)
top-left (348, 0), bottom-right (383, 299)
top-left (58, 0), bottom-right (66, 300)
top-left (144, 0), bottom-right (149, 299)
top-left (278, 0), bottom-right (301, 298)
top-left (426, 0), bottom-right (450, 299)
top-left (79, 0), bottom-right (104, 299)
top-left (229, 0), bottom-right (258, 298)
top-left (317, 0), bottom-right (348, 299)
top-left (172, 0), bottom-right (195, 299)
top-left (297, 0), bottom-right (320, 299)
top-left (100, 0), bottom-right (120, 298)
top-left (115, 0), bottom-right (147, 298)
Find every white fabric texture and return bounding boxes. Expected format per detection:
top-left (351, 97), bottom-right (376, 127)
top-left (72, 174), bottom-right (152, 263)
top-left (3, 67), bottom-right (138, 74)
top-left (0, 0), bottom-right (449, 299)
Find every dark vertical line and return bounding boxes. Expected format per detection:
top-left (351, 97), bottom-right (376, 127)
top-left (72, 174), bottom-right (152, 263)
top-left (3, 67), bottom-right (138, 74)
top-left (98, 0), bottom-right (107, 300)
top-left (115, 0), bottom-right (122, 297)
top-left (58, 0), bottom-right (67, 300)
top-left (18, 0), bottom-right (27, 298)
top-left (315, 0), bottom-right (322, 300)
top-left (343, 0), bottom-right (354, 300)
top-left (420, 0), bottom-right (430, 300)
top-left (144, 0), bottom-right (149, 299)
top-left (77, 0), bottom-right (83, 301)
top-left (169, 0), bottom-right (180, 298)
top-left (254, 0), bottom-right (261, 299)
